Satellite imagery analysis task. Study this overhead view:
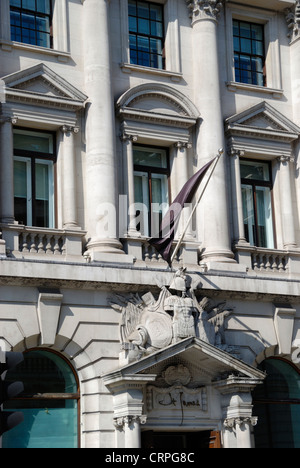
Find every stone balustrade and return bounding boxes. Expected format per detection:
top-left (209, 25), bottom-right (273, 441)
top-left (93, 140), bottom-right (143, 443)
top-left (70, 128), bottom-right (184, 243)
top-left (0, 224), bottom-right (86, 262)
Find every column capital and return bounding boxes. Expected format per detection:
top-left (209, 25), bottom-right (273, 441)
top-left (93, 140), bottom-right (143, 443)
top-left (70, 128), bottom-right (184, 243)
top-left (224, 416), bottom-right (258, 429)
top-left (60, 125), bottom-right (80, 135)
top-left (186, 0), bottom-right (224, 25)
top-left (120, 131), bottom-right (138, 143)
top-left (228, 147), bottom-right (245, 158)
top-left (113, 415), bottom-right (147, 429)
top-left (174, 141), bottom-right (192, 149)
top-left (277, 154), bottom-right (295, 164)
top-left (286, 1), bottom-right (300, 43)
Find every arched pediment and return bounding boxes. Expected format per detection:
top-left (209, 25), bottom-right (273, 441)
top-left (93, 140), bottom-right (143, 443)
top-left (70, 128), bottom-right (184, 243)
top-left (116, 83), bottom-right (199, 129)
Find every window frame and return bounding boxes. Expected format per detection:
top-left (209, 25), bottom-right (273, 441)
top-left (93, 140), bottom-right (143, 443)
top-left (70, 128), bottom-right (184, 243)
top-left (120, 0), bottom-right (183, 79)
top-left (3, 348), bottom-right (81, 449)
top-left (240, 158), bottom-right (275, 249)
top-left (13, 128), bottom-right (57, 229)
top-left (128, 0), bottom-right (165, 70)
top-left (233, 19), bottom-right (266, 87)
top-left (252, 357), bottom-right (300, 449)
top-left (225, 4), bottom-right (283, 97)
top-left (133, 144), bottom-right (170, 237)
top-left (10, 0), bottom-right (53, 49)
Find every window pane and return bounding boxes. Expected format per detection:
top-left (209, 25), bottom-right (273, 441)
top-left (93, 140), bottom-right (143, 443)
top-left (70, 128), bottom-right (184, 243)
top-left (240, 160), bottom-right (270, 181)
top-left (240, 38), bottom-right (251, 54)
top-left (22, 13), bottom-right (35, 29)
top-left (138, 17), bottom-right (150, 35)
top-left (5, 350), bottom-right (78, 395)
top-left (35, 160), bottom-right (54, 228)
top-left (240, 22), bottom-right (251, 38)
top-left (151, 174), bottom-right (169, 237)
top-left (36, 0), bottom-right (51, 15)
top-left (138, 1), bottom-right (149, 19)
top-left (242, 184), bottom-right (255, 246)
top-left (133, 147), bottom-right (167, 169)
top-left (14, 159), bottom-right (29, 225)
top-left (128, 0), bottom-right (137, 16)
top-left (10, 0), bottom-right (21, 7)
top-left (256, 186), bottom-right (274, 249)
top-left (22, 0), bottom-right (36, 12)
top-left (134, 172), bottom-right (149, 236)
top-left (2, 350), bottom-right (78, 449)
top-left (3, 401), bottom-right (78, 449)
top-left (14, 131), bottom-right (53, 154)
top-left (251, 23), bottom-right (263, 41)
top-left (129, 16), bottom-right (137, 33)
top-left (10, 10), bottom-right (21, 26)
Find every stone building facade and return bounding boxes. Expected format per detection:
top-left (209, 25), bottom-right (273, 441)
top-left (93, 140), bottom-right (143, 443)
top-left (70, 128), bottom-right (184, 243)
top-left (0, 0), bottom-right (300, 449)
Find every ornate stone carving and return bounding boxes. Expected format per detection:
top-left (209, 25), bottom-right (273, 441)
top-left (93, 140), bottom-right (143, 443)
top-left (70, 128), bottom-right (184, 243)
top-left (110, 268), bottom-right (233, 362)
top-left (224, 417), bottom-right (258, 429)
top-left (286, 1), bottom-right (300, 42)
top-left (147, 364), bottom-right (208, 420)
top-left (186, 0), bottom-right (224, 24)
top-left (113, 415), bottom-right (147, 429)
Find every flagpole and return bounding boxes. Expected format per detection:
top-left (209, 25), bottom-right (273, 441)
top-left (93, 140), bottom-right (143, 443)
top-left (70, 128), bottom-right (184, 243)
top-left (170, 148), bottom-right (224, 265)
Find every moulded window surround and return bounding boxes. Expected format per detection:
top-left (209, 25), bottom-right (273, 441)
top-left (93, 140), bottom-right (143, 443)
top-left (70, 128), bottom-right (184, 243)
top-left (120, 0), bottom-right (183, 81)
top-left (0, 0), bottom-right (70, 59)
top-left (13, 129), bottom-right (56, 229)
top-left (225, 4), bottom-right (283, 98)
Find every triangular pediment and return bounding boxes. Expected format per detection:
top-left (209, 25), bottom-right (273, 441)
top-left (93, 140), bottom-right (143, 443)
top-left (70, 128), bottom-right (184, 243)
top-left (1, 63), bottom-right (87, 109)
top-left (103, 337), bottom-right (265, 388)
top-left (225, 101), bottom-right (300, 142)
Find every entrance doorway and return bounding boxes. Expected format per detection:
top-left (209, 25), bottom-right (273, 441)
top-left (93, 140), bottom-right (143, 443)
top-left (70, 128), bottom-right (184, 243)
top-left (142, 431), bottom-right (221, 449)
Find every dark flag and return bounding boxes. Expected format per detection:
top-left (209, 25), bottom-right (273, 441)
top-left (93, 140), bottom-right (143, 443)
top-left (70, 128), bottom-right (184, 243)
top-left (148, 157), bottom-right (217, 265)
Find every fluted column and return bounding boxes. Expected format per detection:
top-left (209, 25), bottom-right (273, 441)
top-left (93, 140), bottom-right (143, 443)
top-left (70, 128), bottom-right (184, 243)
top-left (229, 149), bottom-right (247, 245)
top-left (174, 141), bottom-right (194, 239)
top-left (83, 0), bottom-right (123, 255)
top-left (286, 3), bottom-right (300, 239)
top-left (0, 117), bottom-right (15, 223)
top-left (186, 0), bottom-right (234, 264)
top-left (61, 126), bottom-right (80, 229)
top-left (278, 156), bottom-right (297, 249)
top-left (120, 132), bottom-right (140, 237)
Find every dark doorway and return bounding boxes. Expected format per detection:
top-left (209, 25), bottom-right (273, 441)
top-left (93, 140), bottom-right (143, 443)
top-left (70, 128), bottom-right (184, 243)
top-left (142, 431), bottom-right (221, 449)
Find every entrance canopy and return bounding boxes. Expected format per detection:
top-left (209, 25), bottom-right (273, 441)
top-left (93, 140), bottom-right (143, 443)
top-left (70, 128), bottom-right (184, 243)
top-left (103, 338), bottom-right (265, 448)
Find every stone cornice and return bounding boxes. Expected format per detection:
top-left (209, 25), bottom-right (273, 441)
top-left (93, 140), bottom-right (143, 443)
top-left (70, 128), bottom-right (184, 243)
top-left (286, 0), bottom-right (300, 43)
top-left (186, 0), bottom-right (224, 25)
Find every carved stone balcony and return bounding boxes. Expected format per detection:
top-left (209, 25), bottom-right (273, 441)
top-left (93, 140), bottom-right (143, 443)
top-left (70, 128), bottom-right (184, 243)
top-left (234, 243), bottom-right (300, 277)
top-left (122, 237), bottom-right (199, 268)
top-left (0, 224), bottom-right (86, 262)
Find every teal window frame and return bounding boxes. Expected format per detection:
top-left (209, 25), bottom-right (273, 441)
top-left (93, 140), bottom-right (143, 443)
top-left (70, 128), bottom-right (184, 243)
top-left (253, 358), bottom-right (300, 448)
top-left (2, 349), bottom-right (80, 449)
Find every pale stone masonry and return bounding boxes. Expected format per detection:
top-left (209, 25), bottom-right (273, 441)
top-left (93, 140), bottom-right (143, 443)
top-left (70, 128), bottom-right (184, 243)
top-left (0, 0), bottom-right (300, 449)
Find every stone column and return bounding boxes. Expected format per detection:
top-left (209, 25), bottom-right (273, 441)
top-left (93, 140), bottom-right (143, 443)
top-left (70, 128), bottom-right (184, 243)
top-left (186, 0), bottom-right (234, 265)
top-left (0, 118), bottom-right (15, 223)
top-left (229, 149), bottom-right (247, 245)
top-left (286, 3), bottom-right (300, 240)
top-left (216, 376), bottom-right (264, 448)
top-left (83, 0), bottom-right (123, 257)
top-left (114, 415), bottom-right (146, 448)
top-left (120, 132), bottom-right (139, 237)
top-left (224, 417), bottom-right (257, 449)
top-left (174, 142), bottom-right (194, 239)
top-left (61, 126), bottom-right (80, 229)
top-left (278, 156), bottom-right (297, 249)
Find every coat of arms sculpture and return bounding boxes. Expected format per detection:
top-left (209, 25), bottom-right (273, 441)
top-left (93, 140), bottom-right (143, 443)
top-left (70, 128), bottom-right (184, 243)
top-left (110, 268), bottom-right (232, 362)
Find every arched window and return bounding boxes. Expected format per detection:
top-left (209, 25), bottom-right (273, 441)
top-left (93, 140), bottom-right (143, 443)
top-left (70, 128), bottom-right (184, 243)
top-left (253, 358), bottom-right (300, 448)
top-left (2, 349), bottom-right (80, 449)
